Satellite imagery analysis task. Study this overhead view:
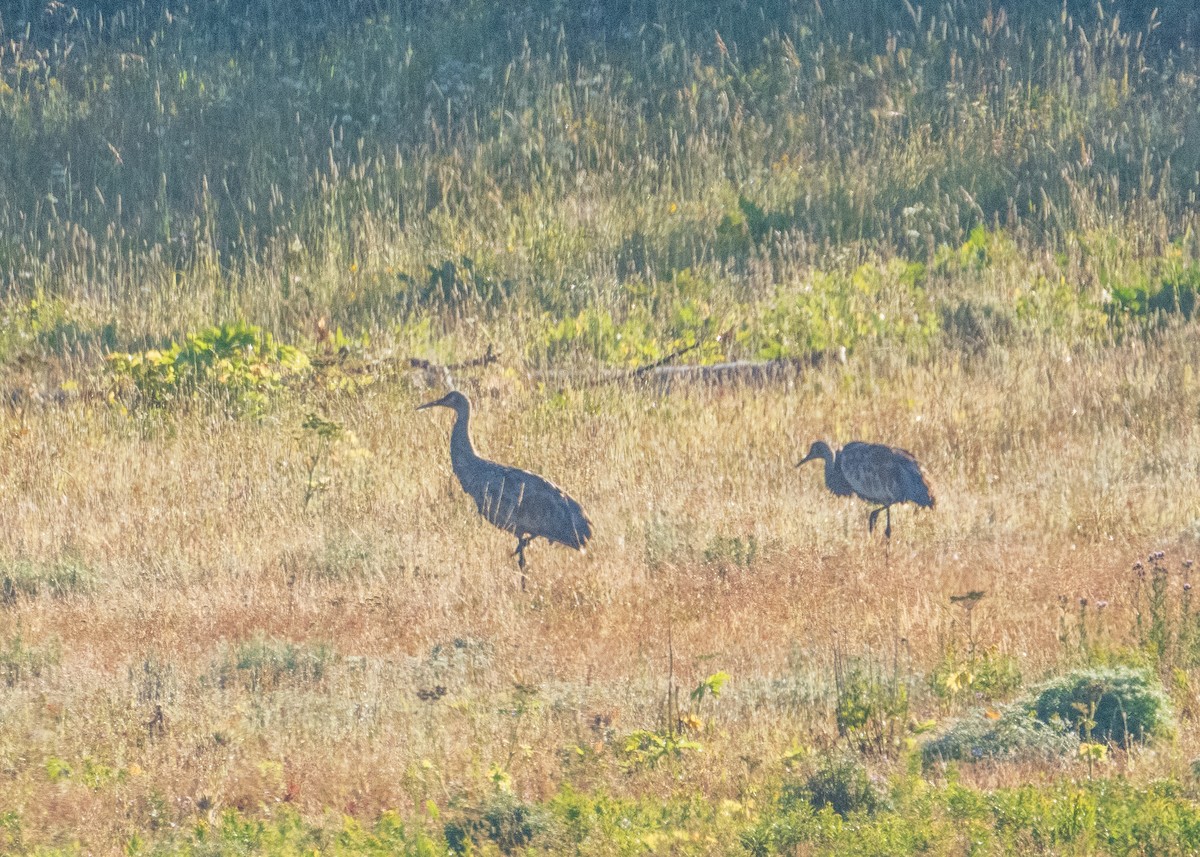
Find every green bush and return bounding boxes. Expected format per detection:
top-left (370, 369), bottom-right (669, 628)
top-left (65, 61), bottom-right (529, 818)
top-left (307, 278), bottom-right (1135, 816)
top-left (1106, 260), bottom-right (1200, 325)
top-left (922, 706), bottom-right (1080, 765)
top-left (1030, 665), bottom-right (1173, 748)
top-left (107, 322), bottom-right (309, 414)
top-left (926, 665), bottom-right (1172, 763)
top-left (793, 753), bottom-right (881, 817)
top-left (747, 259), bottom-right (937, 360)
top-left (444, 792), bottom-right (551, 855)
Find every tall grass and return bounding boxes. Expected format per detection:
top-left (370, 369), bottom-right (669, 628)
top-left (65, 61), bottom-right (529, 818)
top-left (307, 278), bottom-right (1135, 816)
top-left (0, 0), bottom-right (1198, 852)
top-left (0, 1), bottom-right (1196, 355)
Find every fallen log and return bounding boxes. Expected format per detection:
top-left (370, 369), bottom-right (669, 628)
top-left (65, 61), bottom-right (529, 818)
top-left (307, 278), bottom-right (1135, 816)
top-left (527, 351), bottom-right (840, 390)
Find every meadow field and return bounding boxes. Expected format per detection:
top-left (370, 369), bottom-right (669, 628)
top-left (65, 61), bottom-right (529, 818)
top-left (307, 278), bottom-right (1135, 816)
top-left (1, 1), bottom-right (1200, 853)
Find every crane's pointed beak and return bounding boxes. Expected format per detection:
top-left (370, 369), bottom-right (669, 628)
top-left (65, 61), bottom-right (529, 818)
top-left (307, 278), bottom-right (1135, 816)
top-left (416, 395), bottom-right (448, 411)
top-left (796, 451), bottom-right (818, 467)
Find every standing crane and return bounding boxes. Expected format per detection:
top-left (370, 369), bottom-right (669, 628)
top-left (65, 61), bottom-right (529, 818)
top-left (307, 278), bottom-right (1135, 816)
top-left (797, 440), bottom-right (934, 538)
top-left (418, 391), bottom-right (593, 582)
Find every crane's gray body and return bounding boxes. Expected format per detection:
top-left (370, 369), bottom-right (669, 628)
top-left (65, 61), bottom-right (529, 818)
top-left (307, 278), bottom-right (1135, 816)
top-left (799, 440), bottom-right (934, 537)
top-left (419, 391), bottom-right (592, 572)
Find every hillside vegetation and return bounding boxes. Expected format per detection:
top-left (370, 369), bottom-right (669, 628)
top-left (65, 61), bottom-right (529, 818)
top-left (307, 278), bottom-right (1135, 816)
top-left (0, 1), bottom-right (1199, 853)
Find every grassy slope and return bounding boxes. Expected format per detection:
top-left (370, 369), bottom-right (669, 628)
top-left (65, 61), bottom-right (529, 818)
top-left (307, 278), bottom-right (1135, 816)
top-left (0, 1), bottom-right (1199, 853)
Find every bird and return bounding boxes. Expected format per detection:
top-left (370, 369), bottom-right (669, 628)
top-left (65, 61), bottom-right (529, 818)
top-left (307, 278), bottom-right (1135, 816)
top-left (797, 440), bottom-right (934, 538)
top-left (417, 390), bottom-right (593, 582)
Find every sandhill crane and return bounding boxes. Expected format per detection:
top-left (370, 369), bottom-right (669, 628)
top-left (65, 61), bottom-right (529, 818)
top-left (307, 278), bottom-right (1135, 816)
top-left (418, 391), bottom-right (593, 582)
top-left (797, 440), bottom-right (934, 538)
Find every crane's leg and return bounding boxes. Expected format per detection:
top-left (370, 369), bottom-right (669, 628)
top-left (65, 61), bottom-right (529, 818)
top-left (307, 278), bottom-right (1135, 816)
top-left (513, 535), bottom-right (533, 590)
top-left (884, 506), bottom-right (892, 539)
top-left (868, 507), bottom-right (883, 534)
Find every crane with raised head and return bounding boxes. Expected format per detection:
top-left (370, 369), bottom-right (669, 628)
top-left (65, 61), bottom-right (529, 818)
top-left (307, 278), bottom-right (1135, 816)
top-left (797, 440), bottom-right (934, 538)
top-left (418, 391), bottom-right (593, 582)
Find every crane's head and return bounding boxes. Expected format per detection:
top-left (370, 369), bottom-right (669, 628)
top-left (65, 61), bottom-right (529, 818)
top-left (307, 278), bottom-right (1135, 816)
top-left (796, 440), bottom-right (834, 468)
top-left (417, 390), bottom-right (470, 414)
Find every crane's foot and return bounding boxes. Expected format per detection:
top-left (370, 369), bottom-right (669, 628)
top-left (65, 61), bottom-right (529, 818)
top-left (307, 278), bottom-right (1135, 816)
top-left (868, 507), bottom-right (893, 539)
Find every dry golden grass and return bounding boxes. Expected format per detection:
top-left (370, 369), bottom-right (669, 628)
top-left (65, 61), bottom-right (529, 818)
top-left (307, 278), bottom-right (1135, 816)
top-left (0, 322), bottom-right (1196, 850)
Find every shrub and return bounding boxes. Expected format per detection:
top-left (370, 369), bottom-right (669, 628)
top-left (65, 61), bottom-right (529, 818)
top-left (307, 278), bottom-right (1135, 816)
top-left (922, 706), bottom-right (1080, 765)
top-left (1106, 260), bottom-right (1200, 325)
top-left (926, 665), bottom-right (1173, 763)
top-left (749, 259), bottom-right (937, 360)
top-left (0, 295), bottom-right (117, 363)
top-left (1030, 665), bottom-right (1173, 748)
top-left (793, 753), bottom-right (881, 817)
top-left (444, 792), bottom-right (551, 855)
top-left (107, 321), bottom-right (309, 413)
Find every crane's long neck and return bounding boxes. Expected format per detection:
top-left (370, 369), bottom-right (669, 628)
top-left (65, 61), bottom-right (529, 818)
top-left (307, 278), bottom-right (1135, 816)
top-left (448, 404), bottom-right (480, 474)
top-left (821, 447), bottom-right (839, 490)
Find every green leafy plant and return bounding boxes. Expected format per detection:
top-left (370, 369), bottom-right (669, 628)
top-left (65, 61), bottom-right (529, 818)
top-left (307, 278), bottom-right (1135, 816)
top-left (929, 645), bottom-right (1022, 708)
top-left (620, 727), bottom-right (703, 769)
top-left (299, 413), bottom-right (346, 510)
top-left (396, 256), bottom-right (515, 314)
top-left (0, 294), bottom-right (116, 364)
top-left (715, 194), bottom-right (792, 258)
top-left (927, 665), bottom-right (1173, 763)
top-left (748, 259), bottom-right (937, 360)
top-left (621, 670), bottom-right (729, 769)
top-left (933, 225), bottom-right (1012, 274)
top-left (834, 650), bottom-right (910, 756)
top-left (107, 321), bottom-right (309, 414)
top-left (1105, 259), bottom-right (1200, 325)
top-left (929, 592), bottom-right (1022, 707)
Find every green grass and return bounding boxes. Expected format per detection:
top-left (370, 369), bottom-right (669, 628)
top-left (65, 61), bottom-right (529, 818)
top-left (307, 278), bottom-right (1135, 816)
top-left (94, 775), bottom-right (1200, 856)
